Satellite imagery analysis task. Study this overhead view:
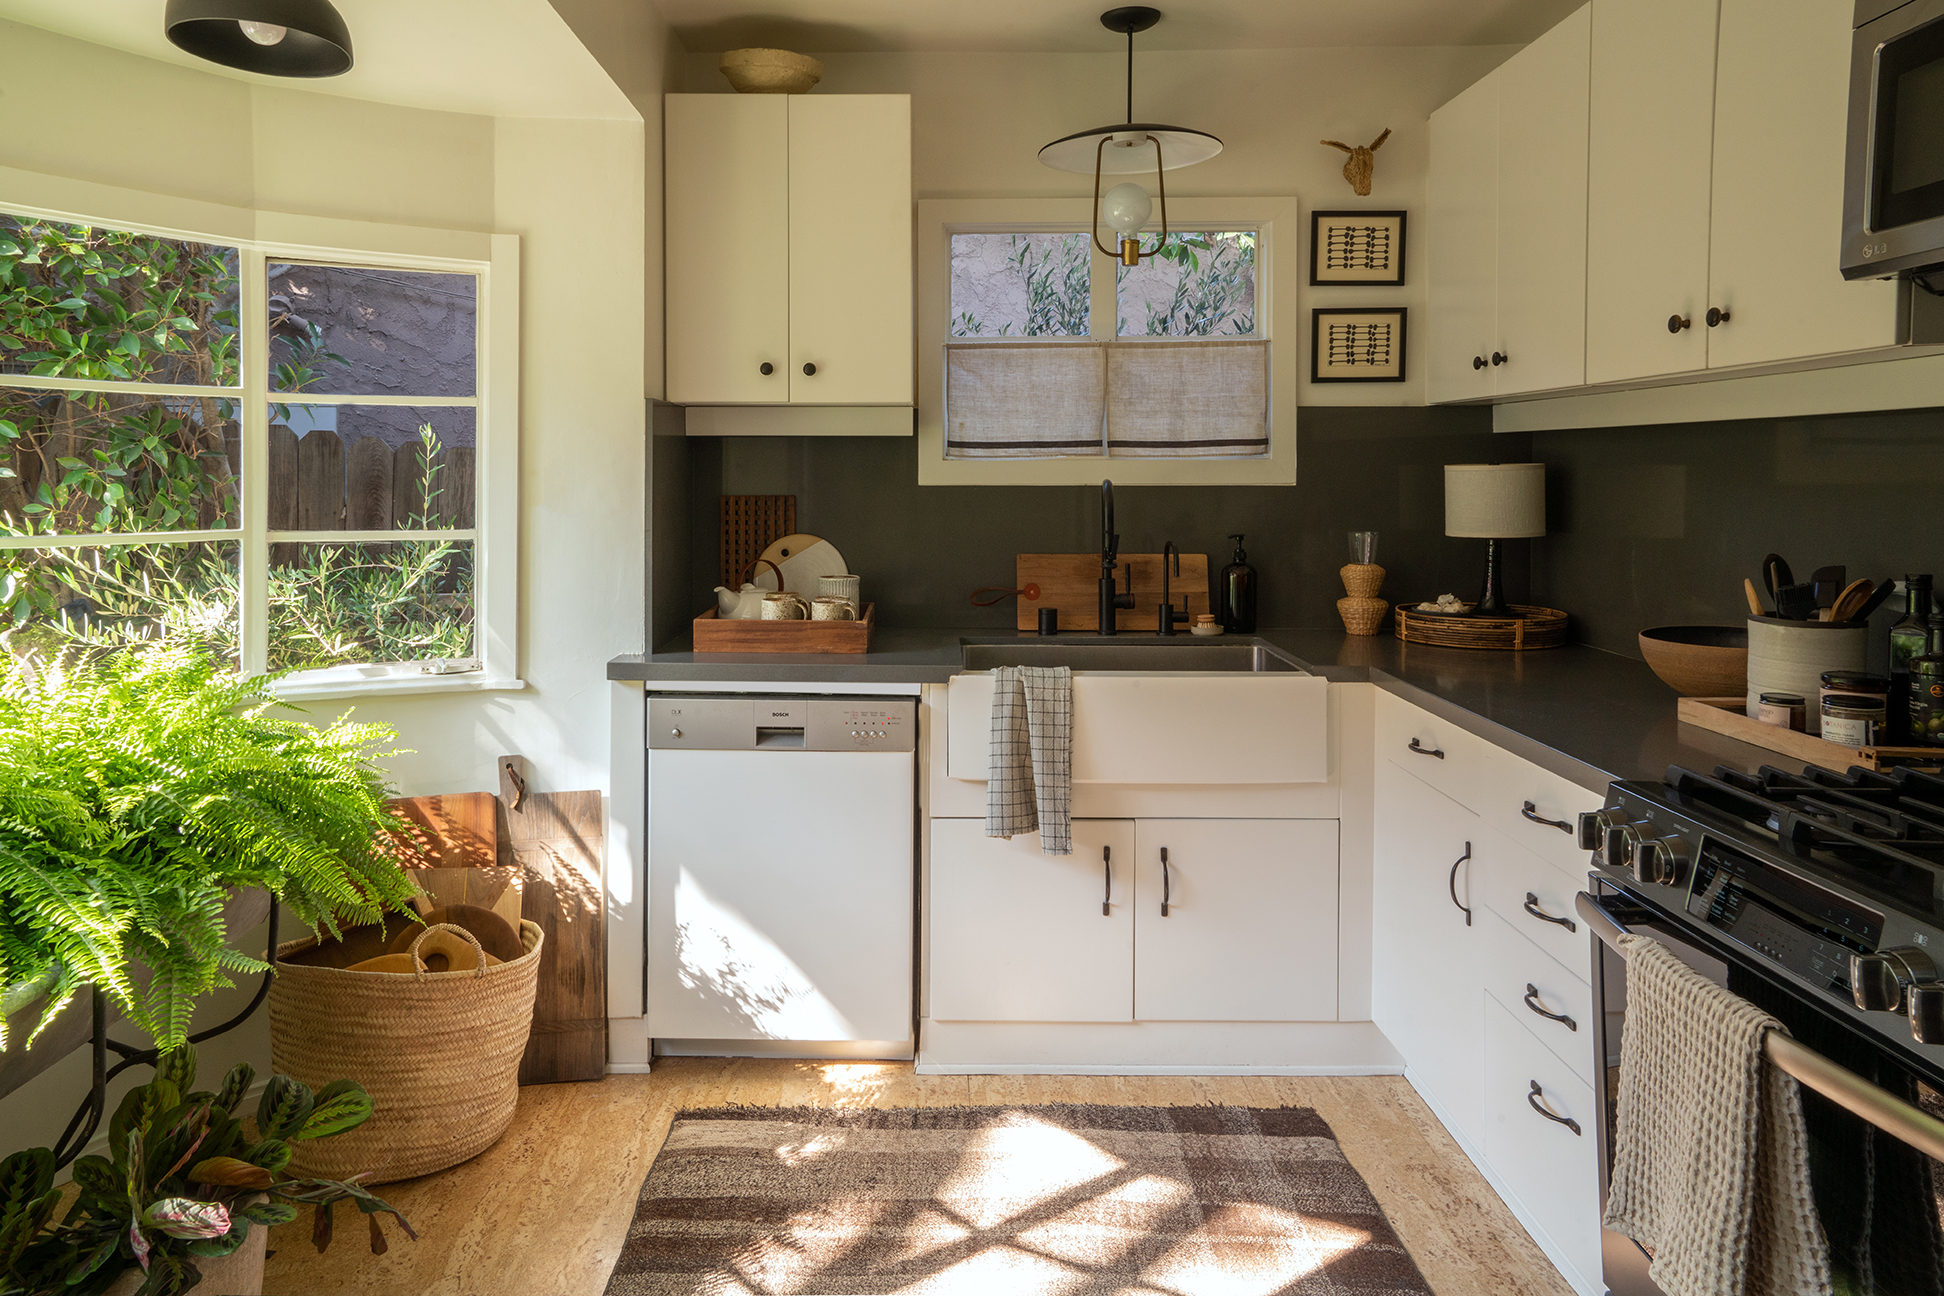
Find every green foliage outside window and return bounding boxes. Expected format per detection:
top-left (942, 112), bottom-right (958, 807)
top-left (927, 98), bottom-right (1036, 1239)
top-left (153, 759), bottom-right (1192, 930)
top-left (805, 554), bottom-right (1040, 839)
top-left (1118, 231), bottom-right (1256, 337)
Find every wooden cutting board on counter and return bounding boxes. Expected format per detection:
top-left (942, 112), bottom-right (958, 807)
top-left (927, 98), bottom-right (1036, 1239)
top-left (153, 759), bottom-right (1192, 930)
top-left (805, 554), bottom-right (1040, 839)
top-left (499, 788), bottom-right (607, 1086)
top-left (1015, 553), bottom-right (1211, 632)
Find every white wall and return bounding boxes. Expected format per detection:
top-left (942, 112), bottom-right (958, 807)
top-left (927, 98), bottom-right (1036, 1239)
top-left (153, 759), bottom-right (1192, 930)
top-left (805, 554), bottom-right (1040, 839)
top-left (680, 45), bottom-right (1514, 405)
top-left (0, 11), bottom-right (664, 1152)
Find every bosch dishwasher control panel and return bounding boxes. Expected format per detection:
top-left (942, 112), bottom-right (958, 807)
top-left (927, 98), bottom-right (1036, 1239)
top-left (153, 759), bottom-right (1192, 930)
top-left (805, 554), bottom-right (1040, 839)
top-left (649, 696), bottom-right (915, 752)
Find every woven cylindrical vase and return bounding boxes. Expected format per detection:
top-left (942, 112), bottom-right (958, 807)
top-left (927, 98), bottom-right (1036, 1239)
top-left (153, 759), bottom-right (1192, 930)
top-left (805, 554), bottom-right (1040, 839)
top-left (1340, 562), bottom-right (1385, 599)
top-left (1338, 597), bottom-right (1389, 635)
top-left (269, 921), bottom-right (543, 1184)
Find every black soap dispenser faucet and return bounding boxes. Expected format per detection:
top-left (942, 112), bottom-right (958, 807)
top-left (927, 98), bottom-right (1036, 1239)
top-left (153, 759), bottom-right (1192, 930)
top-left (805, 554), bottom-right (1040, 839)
top-left (1221, 534), bottom-right (1257, 634)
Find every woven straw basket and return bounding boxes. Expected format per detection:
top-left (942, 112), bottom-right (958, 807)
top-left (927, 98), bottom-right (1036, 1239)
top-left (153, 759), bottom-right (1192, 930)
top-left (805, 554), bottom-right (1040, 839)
top-left (269, 920), bottom-right (543, 1184)
top-left (1337, 597), bottom-right (1389, 636)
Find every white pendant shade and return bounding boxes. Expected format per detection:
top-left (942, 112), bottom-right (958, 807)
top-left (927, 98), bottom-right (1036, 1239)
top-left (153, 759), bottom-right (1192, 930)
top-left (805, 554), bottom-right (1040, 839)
top-left (1445, 463), bottom-right (1547, 538)
top-left (1039, 123), bottom-right (1224, 174)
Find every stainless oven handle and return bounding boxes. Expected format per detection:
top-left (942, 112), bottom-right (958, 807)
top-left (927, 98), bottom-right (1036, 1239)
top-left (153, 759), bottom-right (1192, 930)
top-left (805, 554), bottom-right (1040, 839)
top-left (1577, 891), bottom-right (1944, 1164)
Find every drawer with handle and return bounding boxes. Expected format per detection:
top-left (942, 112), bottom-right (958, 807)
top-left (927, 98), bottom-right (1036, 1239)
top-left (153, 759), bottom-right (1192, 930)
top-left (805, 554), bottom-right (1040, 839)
top-left (1480, 748), bottom-right (1606, 878)
top-left (1482, 908), bottom-right (1594, 1081)
top-left (1375, 690), bottom-right (1487, 812)
top-left (1479, 827), bottom-right (1591, 983)
top-left (1481, 994), bottom-right (1603, 1291)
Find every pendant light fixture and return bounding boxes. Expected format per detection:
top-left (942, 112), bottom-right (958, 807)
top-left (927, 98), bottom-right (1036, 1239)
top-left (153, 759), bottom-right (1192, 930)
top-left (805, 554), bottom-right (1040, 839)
top-left (1038, 7), bottom-right (1222, 266)
top-left (165, 0), bottom-right (354, 78)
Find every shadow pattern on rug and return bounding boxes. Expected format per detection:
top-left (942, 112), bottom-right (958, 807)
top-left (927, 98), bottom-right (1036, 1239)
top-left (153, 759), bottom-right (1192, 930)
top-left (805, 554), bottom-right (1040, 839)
top-left (605, 1104), bottom-right (1433, 1295)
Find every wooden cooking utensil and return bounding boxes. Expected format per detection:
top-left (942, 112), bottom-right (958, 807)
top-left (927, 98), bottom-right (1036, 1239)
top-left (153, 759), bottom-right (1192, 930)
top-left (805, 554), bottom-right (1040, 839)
top-left (1847, 577), bottom-right (1901, 626)
top-left (1744, 578), bottom-right (1766, 616)
top-left (1830, 578), bottom-right (1874, 625)
top-left (384, 903), bottom-right (524, 964)
top-left (1764, 554), bottom-right (1792, 601)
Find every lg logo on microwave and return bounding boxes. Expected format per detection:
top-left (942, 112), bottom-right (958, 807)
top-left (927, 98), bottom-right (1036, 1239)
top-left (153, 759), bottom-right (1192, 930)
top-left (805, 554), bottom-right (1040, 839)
top-left (1860, 241), bottom-right (1891, 259)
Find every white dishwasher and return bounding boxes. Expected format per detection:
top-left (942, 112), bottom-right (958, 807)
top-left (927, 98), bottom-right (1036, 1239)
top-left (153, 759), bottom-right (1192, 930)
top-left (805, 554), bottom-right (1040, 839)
top-left (646, 694), bottom-right (916, 1058)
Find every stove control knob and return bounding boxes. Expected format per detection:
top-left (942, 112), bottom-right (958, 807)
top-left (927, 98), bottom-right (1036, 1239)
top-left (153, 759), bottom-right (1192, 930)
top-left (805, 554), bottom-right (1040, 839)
top-left (1851, 947), bottom-right (1940, 1014)
top-left (1911, 985), bottom-right (1944, 1045)
top-left (1629, 835), bottom-right (1690, 887)
top-left (1604, 821), bottom-right (1654, 869)
top-left (1577, 809), bottom-right (1621, 852)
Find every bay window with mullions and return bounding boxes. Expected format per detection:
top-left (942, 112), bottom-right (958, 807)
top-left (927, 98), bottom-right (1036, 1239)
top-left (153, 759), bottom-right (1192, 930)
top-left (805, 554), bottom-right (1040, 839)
top-left (0, 207), bottom-right (515, 694)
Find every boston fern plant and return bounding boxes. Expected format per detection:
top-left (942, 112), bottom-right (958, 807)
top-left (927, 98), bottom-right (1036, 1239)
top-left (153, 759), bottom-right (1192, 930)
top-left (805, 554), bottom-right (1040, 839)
top-left (0, 641), bottom-right (419, 1051)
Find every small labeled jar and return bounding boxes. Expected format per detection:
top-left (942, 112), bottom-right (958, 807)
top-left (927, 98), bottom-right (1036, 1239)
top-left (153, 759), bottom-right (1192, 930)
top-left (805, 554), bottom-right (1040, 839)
top-left (1757, 692), bottom-right (1807, 732)
top-left (1820, 670), bottom-right (1888, 715)
top-left (1821, 693), bottom-right (1886, 748)
top-left (1912, 658), bottom-right (1944, 747)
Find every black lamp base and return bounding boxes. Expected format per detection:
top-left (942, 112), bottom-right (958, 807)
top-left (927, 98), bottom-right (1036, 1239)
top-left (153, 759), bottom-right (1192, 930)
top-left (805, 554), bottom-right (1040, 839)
top-left (1469, 538), bottom-right (1520, 618)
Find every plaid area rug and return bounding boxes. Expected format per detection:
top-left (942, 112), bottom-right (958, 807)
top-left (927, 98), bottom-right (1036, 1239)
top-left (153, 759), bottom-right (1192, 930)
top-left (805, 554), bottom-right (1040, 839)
top-left (604, 1104), bottom-right (1433, 1295)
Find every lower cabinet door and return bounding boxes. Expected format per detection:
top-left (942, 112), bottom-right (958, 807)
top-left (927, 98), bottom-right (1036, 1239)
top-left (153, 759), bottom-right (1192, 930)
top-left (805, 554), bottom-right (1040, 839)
top-left (928, 818), bottom-right (1134, 1022)
top-left (1373, 758), bottom-right (1485, 1143)
top-left (1483, 995), bottom-right (1604, 1291)
top-left (1131, 819), bottom-right (1339, 1022)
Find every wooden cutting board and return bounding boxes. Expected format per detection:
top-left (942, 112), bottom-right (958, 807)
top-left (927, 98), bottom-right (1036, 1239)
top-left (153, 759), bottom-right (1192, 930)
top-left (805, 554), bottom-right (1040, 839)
top-left (407, 866), bottom-right (523, 931)
top-left (1014, 553), bottom-right (1212, 632)
top-left (498, 788), bottom-right (607, 1085)
top-left (384, 793), bottom-right (499, 868)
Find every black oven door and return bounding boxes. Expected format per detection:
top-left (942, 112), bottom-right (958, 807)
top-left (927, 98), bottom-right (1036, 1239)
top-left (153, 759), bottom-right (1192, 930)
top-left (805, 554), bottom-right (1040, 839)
top-left (1587, 881), bottom-right (1944, 1296)
top-left (1847, 0), bottom-right (1944, 277)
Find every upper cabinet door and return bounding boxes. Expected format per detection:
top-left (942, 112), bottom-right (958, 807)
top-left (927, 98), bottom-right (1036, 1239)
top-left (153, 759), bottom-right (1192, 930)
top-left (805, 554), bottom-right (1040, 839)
top-left (1494, 5), bottom-right (1591, 396)
top-left (1707, 0), bottom-right (1902, 367)
top-left (1585, 0), bottom-right (1719, 384)
top-left (1427, 73), bottom-right (1500, 404)
top-left (665, 96), bottom-right (791, 405)
top-left (789, 96), bottom-right (913, 404)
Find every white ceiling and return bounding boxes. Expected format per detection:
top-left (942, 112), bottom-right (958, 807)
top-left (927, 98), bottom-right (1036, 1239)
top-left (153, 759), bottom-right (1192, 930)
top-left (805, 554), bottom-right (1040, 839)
top-left (0, 0), bottom-right (636, 119)
top-left (659, 0), bottom-right (1587, 53)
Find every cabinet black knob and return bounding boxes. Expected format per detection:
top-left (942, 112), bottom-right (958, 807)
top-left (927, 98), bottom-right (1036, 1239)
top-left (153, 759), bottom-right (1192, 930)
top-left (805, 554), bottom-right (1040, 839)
top-left (802, 362), bottom-right (817, 376)
top-left (1472, 355), bottom-right (1487, 370)
top-left (1706, 306), bottom-right (1731, 328)
top-left (1491, 351), bottom-right (1509, 366)
top-left (759, 362), bottom-right (774, 376)
top-left (1668, 314), bottom-right (1692, 333)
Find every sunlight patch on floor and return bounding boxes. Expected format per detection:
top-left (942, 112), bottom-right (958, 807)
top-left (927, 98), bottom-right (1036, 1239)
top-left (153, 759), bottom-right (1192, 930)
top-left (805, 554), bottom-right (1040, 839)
top-left (932, 1113), bottom-right (1129, 1229)
top-left (1138, 1201), bottom-right (1370, 1296)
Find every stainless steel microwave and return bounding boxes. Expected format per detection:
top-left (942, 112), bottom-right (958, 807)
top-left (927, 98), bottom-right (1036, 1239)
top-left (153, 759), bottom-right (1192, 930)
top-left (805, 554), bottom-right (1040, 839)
top-left (1845, 0), bottom-right (1944, 278)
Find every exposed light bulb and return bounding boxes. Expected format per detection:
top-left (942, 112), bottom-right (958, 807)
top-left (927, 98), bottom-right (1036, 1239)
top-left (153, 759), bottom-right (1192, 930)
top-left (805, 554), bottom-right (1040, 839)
top-left (238, 20), bottom-right (289, 45)
top-left (1099, 182), bottom-right (1153, 242)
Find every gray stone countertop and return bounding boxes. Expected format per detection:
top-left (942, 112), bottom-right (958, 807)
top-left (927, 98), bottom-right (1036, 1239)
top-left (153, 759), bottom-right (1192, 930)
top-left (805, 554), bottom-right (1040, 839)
top-left (608, 626), bottom-right (1793, 793)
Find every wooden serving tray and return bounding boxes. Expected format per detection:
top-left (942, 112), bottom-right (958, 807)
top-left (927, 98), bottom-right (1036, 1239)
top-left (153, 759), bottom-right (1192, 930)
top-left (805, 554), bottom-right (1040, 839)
top-left (1015, 554), bottom-right (1210, 632)
top-left (1677, 696), bottom-right (1942, 772)
top-left (693, 603), bottom-right (874, 654)
top-left (1395, 603), bottom-right (1568, 650)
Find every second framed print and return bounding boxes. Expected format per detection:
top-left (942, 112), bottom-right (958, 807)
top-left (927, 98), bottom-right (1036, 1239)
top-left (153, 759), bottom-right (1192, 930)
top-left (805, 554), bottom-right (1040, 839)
top-left (1310, 210), bottom-right (1406, 286)
top-left (1312, 308), bottom-right (1407, 383)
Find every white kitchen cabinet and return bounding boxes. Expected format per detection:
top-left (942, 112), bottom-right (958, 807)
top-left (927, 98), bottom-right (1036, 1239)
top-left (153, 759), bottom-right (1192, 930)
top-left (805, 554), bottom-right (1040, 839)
top-left (1131, 820), bottom-right (1339, 1022)
top-left (1494, 5), bottom-right (1590, 395)
top-left (665, 94), bottom-right (912, 409)
top-left (928, 818), bottom-right (1134, 1022)
top-left (1372, 756), bottom-right (1485, 1143)
top-left (1584, 0), bottom-right (1719, 384)
top-left (1706, 0), bottom-right (1902, 367)
top-left (1427, 72), bottom-right (1499, 404)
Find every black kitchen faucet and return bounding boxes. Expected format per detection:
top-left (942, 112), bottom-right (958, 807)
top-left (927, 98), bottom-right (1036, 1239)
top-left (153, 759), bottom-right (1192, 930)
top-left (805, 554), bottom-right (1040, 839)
top-left (1098, 480), bottom-right (1134, 635)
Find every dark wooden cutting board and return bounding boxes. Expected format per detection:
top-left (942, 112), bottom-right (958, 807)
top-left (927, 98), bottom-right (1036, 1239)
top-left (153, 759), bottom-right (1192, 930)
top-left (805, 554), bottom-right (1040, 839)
top-left (498, 788), bottom-right (607, 1085)
top-left (1014, 553), bottom-right (1212, 631)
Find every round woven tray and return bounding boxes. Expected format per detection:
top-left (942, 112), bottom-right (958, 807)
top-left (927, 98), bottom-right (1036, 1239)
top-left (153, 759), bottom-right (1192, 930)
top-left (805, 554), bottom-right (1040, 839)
top-left (1394, 602), bottom-right (1568, 651)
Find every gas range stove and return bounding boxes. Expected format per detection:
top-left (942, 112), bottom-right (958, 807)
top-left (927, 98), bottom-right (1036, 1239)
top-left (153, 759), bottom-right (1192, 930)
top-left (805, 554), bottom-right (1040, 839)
top-left (1584, 762), bottom-right (1944, 1070)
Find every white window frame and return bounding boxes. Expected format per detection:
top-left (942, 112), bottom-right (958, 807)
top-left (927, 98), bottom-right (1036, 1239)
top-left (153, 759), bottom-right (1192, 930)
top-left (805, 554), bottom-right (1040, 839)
top-left (0, 165), bottom-right (520, 701)
top-left (918, 196), bottom-right (1299, 486)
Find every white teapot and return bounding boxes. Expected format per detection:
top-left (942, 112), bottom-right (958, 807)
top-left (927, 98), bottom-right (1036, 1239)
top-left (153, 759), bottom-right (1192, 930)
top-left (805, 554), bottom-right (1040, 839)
top-left (714, 559), bottom-right (784, 620)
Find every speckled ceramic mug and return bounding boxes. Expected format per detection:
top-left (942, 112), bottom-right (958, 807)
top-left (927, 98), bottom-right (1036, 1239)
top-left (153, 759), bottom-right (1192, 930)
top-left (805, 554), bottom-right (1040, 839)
top-left (811, 597), bottom-right (856, 621)
top-left (761, 592), bottom-right (808, 620)
top-left (818, 574), bottom-right (861, 612)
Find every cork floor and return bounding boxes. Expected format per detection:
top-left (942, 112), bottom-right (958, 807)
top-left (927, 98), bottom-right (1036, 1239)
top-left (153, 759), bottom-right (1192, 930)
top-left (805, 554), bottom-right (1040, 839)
top-left (263, 1059), bottom-right (1576, 1296)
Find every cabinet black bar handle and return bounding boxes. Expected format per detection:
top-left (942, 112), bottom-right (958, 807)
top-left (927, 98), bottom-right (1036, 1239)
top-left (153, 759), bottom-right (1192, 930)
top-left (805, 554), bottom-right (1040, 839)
top-left (1409, 737), bottom-right (1446, 760)
top-left (1528, 1080), bottom-right (1582, 1135)
top-left (1523, 983), bottom-right (1578, 1031)
top-left (1522, 801), bottom-right (1573, 834)
top-left (1523, 892), bottom-right (1577, 932)
top-left (1668, 314), bottom-right (1692, 333)
top-left (1160, 846), bottom-right (1171, 917)
top-left (1103, 845), bottom-right (1112, 916)
top-left (1448, 842), bottom-right (1472, 927)
top-left (1472, 355), bottom-right (1487, 370)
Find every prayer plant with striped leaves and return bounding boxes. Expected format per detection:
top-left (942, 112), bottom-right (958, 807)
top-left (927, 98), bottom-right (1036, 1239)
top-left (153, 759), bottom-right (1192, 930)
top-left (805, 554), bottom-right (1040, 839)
top-left (0, 641), bottom-right (418, 1052)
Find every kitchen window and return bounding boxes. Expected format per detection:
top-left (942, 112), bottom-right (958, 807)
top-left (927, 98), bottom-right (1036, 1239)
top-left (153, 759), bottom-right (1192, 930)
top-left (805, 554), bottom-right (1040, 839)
top-left (0, 200), bottom-right (517, 698)
top-left (919, 197), bottom-right (1297, 486)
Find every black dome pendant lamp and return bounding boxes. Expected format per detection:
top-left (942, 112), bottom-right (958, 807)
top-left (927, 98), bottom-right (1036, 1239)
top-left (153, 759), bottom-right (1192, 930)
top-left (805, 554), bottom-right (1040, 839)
top-left (165, 0), bottom-right (354, 78)
top-left (1039, 7), bottom-right (1222, 266)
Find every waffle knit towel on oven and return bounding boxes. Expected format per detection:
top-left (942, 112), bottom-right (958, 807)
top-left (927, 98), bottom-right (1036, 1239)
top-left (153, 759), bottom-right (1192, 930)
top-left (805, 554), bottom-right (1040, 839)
top-left (984, 665), bottom-right (1072, 855)
top-left (1604, 933), bottom-right (1832, 1296)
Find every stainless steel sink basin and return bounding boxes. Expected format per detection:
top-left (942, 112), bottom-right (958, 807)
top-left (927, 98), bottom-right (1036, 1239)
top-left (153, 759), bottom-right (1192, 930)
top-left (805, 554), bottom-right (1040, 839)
top-left (960, 640), bottom-right (1302, 673)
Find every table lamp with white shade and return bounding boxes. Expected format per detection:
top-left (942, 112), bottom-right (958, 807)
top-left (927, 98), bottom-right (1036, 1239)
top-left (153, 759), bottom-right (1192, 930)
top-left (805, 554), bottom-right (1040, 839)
top-left (1444, 463), bottom-right (1546, 618)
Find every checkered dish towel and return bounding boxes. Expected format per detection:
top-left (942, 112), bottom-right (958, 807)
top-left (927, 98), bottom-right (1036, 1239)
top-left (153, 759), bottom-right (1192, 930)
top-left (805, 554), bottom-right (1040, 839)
top-left (985, 665), bottom-right (1072, 855)
top-left (1604, 933), bottom-right (1831, 1296)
